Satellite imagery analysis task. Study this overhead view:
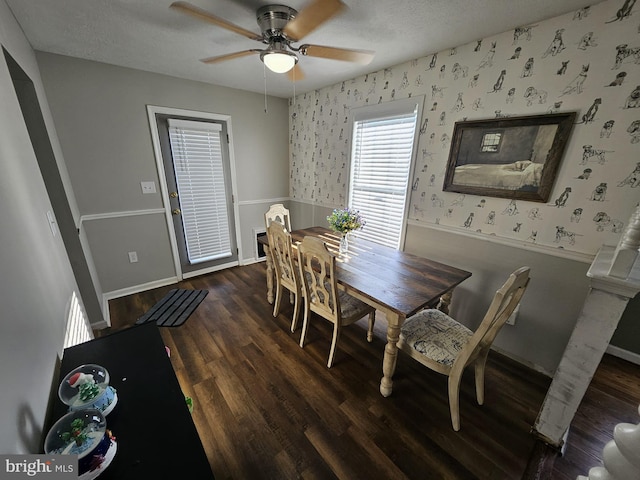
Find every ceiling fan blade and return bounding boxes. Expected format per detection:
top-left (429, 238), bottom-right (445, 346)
top-left (300, 44), bottom-right (374, 65)
top-left (200, 50), bottom-right (262, 64)
top-left (287, 64), bottom-right (305, 81)
top-left (283, 0), bottom-right (346, 42)
top-left (170, 1), bottom-right (263, 42)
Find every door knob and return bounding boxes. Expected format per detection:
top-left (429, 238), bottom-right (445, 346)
top-left (172, 208), bottom-right (181, 215)
top-left (169, 192), bottom-right (178, 198)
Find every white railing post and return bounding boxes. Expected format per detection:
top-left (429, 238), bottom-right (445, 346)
top-left (533, 203), bottom-right (640, 448)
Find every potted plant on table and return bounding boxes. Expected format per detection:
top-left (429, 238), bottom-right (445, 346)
top-left (327, 208), bottom-right (365, 254)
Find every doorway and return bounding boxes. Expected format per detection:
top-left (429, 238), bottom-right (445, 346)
top-left (147, 106), bottom-right (241, 279)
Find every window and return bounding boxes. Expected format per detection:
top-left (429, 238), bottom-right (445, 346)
top-left (168, 119), bottom-right (232, 264)
top-left (63, 292), bottom-right (92, 349)
top-left (480, 131), bottom-right (503, 152)
top-left (348, 97), bottom-right (423, 249)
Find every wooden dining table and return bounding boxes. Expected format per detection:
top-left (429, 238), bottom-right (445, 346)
top-left (259, 226), bottom-right (472, 397)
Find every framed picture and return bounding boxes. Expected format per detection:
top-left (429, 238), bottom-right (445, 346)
top-left (443, 112), bottom-right (576, 202)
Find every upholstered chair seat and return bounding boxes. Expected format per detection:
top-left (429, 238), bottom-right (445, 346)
top-left (400, 309), bottom-right (473, 368)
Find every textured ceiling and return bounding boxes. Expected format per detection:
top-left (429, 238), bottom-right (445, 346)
top-left (6, 0), bottom-right (597, 98)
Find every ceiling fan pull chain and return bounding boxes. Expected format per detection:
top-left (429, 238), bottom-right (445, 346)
top-left (263, 62), bottom-right (268, 114)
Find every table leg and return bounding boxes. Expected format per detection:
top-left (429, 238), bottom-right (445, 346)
top-left (437, 290), bottom-right (453, 315)
top-left (380, 314), bottom-right (402, 397)
top-left (265, 248), bottom-right (274, 304)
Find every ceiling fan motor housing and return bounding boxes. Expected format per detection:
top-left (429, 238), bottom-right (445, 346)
top-left (257, 5), bottom-right (297, 41)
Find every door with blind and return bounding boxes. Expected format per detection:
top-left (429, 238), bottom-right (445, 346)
top-left (155, 113), bottom-right (238, 277)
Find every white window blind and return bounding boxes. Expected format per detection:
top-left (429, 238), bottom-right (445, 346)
top-left (349, 105), bottom-right (419, 249)
top-left (63, 291), bottom-right (92, 349)
top-left (168, 118), bottom-right (232, 264)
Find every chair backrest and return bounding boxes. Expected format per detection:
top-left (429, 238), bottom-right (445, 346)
top-left (267, 221), bottom-right (298, 291)
top-left (264, 203), bottom-right (292, 232)
top-left (456, 266), bottom-right (531, 368)
top-left (297, 236), bottom-right (339, 323)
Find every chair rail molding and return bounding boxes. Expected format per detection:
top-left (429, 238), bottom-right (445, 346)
top-left (408, 220), bottom-right (595, 264)
top-left (79, 208), bottom-right (166, 225)
top-left (238, 197), bottom-right (290, 206)
top-left (533, 204), bottom-right (640, 448)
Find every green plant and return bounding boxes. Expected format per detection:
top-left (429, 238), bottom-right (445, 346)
top-left (61, 418), bottom-right (88, 446)
top-left (78, 382), bottom-right (100, 402)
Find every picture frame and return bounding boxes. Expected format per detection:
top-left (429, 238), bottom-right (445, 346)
top-left (443, 112), bottom-right (576, 202)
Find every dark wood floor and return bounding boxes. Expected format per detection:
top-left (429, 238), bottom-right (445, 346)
top-left (106, 262), bottom-right (640, 480)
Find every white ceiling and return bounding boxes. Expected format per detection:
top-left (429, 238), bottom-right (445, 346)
top-left (6, 0), bottom-right (597, 98)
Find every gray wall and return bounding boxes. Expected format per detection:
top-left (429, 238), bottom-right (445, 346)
top-left (611, 295), bottom-right (640, 352)
top-left (0, 0), bottom-right (83, 453)
top-left (36, 53), bottom-right (290, 298)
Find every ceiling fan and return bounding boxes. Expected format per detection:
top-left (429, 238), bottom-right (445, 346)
top-left (170, 0), bottom-right (375, 80)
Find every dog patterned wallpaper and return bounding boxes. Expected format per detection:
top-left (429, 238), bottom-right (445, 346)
top-left (289, 0), bottom-right (639, 255)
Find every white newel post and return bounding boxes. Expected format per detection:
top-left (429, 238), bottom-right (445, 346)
top-left (533, 204), bottom-right (640, 448)
top-left (577, 405), bottom-right (640, 480)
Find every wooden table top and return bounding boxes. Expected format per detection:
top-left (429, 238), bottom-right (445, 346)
top-left (261, 226), bottom-right (472, 318)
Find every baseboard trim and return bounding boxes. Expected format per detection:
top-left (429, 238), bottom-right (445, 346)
top-left (182, 261), bottom-right (238, 279)
top-left (91, 318), bottom-right (110, 330)
top-left (492, 345), bottom-right (553, 378)
top-left (104, 277), bottom-right (179, 301)
top-left (243, 257), bottom-right (266, 265)
top-left (606, 344), bottom-right (640, 366)
top-left (96, 277), bottom-right (180, 330)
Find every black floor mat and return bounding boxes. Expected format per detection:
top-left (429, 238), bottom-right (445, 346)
top-left (136, 289), bottom-right (208, 327)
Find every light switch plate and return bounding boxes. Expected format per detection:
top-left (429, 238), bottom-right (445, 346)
top-left (128, 251), bottom-right (138, 263)
top-left (141, 181), bottom-right (156, 194)
top-left (46, 210), bottom-right (57, 237)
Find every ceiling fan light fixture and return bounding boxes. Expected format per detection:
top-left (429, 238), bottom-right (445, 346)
top-left (261, 50), bottom-right (297, 73)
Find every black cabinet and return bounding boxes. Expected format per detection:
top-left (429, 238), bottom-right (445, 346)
top-left (50, 323), bottom-right (214, 479)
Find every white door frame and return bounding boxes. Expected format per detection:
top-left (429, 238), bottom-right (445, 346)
top-left (146, 105), bottom-right (243, 280)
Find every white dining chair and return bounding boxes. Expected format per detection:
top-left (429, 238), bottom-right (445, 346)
top-left (264, 203), bottom-right (291, 232)
top-left (264, 203), bottom-right (293, 304)
top-left (297, 236), bottom-right (376, 368)
top-left (267, 221), bottom-right (302, 332)
top-left (398, 266), bottom-right (530, 431)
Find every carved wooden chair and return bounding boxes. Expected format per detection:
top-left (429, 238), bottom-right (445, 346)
top-left (267, 221), bottom-right (302, 332)
top-left (297, 236), bottom-right (376, 368)
top-left (264, 203), bottom-right (291, 232)
top-left (398, 266), bottom-right (531, 431)
top-left (264, 203), bottom-right (292, 304)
